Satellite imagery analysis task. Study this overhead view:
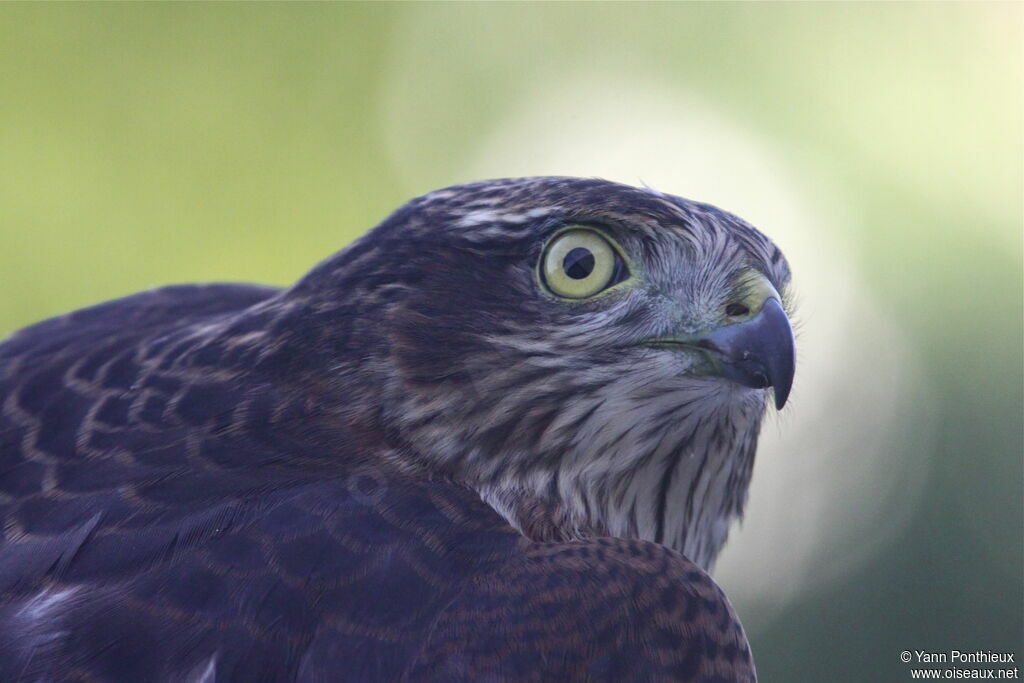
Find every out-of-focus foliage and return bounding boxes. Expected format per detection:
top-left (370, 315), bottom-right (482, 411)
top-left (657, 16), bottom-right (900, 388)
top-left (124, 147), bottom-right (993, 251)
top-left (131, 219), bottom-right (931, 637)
top-left (1, 4), bottom-right (1020, 680)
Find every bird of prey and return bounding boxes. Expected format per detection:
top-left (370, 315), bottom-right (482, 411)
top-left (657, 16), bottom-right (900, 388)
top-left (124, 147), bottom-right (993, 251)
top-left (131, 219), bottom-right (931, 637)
top-left (0, 177), bottom-right (795, 682)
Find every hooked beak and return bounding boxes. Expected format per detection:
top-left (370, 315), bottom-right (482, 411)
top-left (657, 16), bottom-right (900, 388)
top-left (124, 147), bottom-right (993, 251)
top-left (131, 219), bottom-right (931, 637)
top-left (644, 295), bottom-right (796, 409)
top-left (694, 298), bottom-right (796, 409)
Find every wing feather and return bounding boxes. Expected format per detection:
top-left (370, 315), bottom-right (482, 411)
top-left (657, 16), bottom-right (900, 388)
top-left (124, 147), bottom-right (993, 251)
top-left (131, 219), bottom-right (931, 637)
top-left (406, 537), bottom-right (756, 682)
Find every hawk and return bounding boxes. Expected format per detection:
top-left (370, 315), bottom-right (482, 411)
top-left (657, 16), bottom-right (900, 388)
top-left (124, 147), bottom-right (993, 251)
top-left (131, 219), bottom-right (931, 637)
top-left (0, 177), bottom-right (795, 681)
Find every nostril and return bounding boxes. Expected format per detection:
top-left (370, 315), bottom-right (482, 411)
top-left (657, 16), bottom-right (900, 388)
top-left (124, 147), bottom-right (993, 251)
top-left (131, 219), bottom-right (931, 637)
top-left (725, 303), bottom-right (749, 317)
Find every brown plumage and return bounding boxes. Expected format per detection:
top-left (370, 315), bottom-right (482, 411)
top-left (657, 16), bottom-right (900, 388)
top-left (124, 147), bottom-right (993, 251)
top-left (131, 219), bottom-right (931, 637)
top-left (0, 177), bottom-right (794, 681)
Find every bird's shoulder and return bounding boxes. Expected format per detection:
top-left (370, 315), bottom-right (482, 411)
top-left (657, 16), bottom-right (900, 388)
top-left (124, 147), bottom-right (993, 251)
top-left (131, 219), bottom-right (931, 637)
top-left (1, 282), bottom-right (279, 362)
top-left (0, 282), bottom-right (281, 416)
top-left (407, 535), bottom-right (756, 682)
top-left (0, 281), bottom-right (304, 522)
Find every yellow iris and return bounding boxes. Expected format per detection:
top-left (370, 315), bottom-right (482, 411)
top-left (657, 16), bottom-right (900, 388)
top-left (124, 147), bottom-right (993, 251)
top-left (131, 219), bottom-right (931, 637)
top-left (542, 229), bottom-right (620, 299)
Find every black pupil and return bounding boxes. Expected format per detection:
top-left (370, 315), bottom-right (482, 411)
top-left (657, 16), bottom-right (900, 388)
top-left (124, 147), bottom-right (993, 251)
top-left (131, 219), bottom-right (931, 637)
top-left (563, 247), bottom-right (595, 280)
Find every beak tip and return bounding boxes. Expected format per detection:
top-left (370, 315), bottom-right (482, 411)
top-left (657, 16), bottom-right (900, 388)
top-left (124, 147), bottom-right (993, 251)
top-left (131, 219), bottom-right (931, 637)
top-left (763, 298), bottom-right (795, 411)
top-left (773, 385), bottom-right (791, 410)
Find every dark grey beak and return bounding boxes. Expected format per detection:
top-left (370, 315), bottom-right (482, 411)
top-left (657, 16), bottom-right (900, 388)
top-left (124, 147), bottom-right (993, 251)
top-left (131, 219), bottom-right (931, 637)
top-left (696, 298), bottom-right (796, 409)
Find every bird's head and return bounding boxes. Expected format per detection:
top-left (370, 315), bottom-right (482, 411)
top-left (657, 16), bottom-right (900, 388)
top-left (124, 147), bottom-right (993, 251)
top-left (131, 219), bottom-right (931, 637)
top-left (292, 177), bottom-right (794, 568)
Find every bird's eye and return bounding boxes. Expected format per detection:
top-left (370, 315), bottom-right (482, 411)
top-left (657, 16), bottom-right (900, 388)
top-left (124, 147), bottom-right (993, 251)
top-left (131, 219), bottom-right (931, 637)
top-left (541, 229), bottom-right (629, 299)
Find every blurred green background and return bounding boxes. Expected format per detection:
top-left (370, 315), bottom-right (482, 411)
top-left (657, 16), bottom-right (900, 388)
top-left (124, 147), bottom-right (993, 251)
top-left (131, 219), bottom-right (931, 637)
top-left (1, 3), bottom-right (1020, 680)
